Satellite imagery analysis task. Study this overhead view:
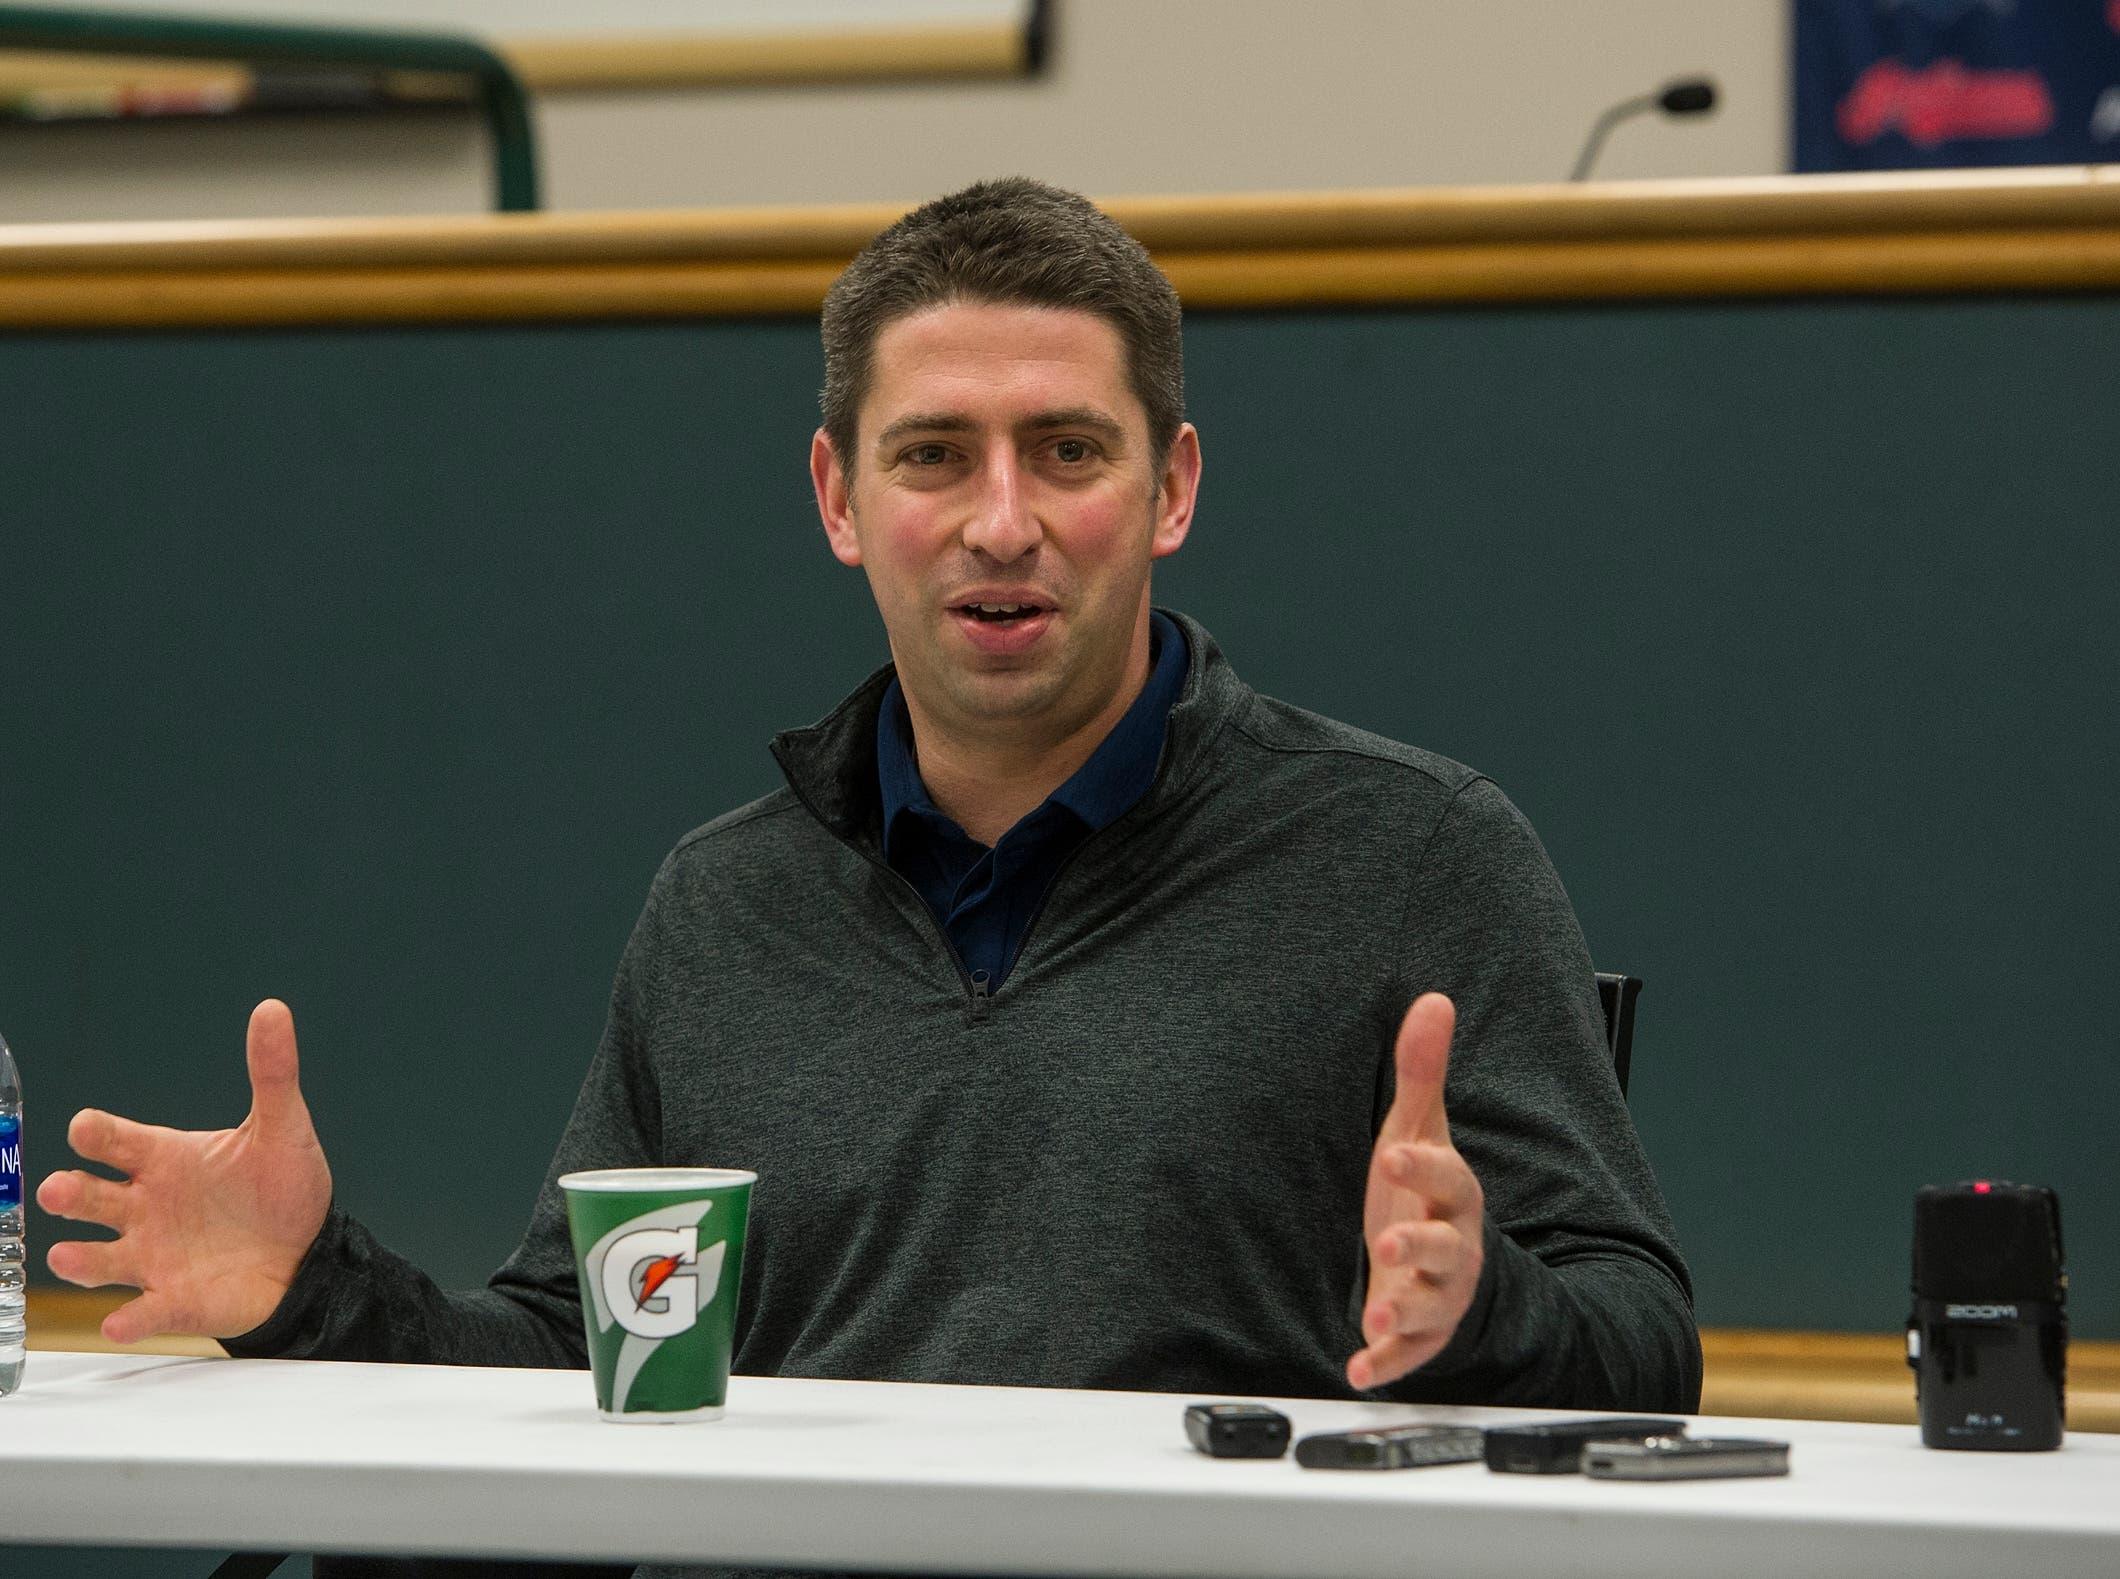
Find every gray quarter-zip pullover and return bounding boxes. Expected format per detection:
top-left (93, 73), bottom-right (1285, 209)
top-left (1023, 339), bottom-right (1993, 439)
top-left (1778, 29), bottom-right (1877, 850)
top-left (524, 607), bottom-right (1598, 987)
top-left (235, 609), bottom-right (1699, 1439)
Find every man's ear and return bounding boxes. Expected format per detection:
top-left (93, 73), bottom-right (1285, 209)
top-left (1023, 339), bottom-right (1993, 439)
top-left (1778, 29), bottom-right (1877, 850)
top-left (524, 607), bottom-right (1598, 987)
top-left (811, 428), bottom-right (863, 568)
top-left (1150, 422), bottom-right (1203, 560)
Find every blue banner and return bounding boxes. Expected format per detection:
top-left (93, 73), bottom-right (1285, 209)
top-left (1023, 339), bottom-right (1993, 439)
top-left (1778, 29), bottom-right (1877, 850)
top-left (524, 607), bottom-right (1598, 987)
top-left (1794, 0), bottom-right (2120, 170)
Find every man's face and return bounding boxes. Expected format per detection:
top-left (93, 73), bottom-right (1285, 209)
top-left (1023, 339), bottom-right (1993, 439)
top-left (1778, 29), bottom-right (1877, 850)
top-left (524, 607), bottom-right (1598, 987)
top-left (812, 300), bottom-right (1200, 746)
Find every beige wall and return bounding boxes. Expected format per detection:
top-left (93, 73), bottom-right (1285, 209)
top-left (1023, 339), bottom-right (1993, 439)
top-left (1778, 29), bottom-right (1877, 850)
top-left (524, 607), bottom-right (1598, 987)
top-left (0, 0), bottom-right (1787, 224)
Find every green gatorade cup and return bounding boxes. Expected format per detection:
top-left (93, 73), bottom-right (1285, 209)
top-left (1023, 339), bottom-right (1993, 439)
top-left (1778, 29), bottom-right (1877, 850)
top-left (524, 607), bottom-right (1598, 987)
top-left (558, 1167), bottom-right (754, 1422)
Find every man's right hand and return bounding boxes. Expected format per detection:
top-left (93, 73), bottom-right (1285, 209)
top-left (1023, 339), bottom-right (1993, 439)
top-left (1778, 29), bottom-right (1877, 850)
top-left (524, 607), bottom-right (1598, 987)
top-left (36, 998), bottom-right (333, 1345)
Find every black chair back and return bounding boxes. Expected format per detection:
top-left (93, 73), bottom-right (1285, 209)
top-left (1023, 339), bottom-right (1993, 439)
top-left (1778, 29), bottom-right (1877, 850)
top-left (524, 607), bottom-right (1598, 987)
top-left (1594, 972), bottom-right (1642, 1098)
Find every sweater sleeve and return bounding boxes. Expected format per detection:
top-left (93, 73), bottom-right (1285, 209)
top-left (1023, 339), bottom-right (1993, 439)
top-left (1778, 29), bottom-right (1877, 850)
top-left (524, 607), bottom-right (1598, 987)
top-left (223, 866), bottom-right (670, 1369)
top-left (1369, 776), bottom-right (1702, 1412)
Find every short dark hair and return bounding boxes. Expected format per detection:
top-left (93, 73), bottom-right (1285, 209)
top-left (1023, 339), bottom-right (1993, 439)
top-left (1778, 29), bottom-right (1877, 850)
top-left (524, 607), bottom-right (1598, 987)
top-left (819, 176), bottom-right (1184, 471)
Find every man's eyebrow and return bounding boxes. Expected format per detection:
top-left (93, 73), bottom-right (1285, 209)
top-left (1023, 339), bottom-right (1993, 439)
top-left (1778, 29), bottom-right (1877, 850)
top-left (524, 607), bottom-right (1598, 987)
top-left (874, 413), bottom-right (976, 450)
top-left (1022, 407), bottom-right (1127, 444)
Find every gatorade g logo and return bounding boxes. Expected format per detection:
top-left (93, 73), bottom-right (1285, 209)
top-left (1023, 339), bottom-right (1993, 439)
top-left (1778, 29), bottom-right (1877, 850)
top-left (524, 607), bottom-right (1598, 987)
top-left (603, 1228), bottom-right (705, 1339)
top-left (581, 1200), bottom-right (728, 1409)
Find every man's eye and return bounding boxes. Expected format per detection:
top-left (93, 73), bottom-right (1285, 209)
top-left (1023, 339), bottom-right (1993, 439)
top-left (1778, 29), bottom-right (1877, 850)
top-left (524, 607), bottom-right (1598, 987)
top-left (907, 444), bottom-right (950, 465)
top-left (1052, 439), bottom-right (1093, 463)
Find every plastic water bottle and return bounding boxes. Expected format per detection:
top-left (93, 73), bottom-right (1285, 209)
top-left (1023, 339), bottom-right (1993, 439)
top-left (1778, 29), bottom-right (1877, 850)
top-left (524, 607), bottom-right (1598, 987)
top-left (0, 1031), bottom-right (22, 1395)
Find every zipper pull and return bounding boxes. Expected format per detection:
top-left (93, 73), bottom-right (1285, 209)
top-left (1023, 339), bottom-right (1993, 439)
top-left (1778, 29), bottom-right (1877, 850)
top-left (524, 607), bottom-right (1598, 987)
top-left (966, 969), bottom-right (992, 1026)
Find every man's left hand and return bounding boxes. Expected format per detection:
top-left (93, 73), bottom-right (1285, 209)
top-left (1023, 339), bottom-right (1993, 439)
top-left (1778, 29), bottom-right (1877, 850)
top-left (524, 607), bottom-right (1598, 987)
top-left (1347, 991), bottom-right (1486, 1391)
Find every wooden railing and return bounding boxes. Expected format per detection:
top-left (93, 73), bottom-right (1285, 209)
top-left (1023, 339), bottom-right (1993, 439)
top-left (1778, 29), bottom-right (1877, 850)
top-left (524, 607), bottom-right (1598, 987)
top-left (2, 166), bottom-right (2119, 327)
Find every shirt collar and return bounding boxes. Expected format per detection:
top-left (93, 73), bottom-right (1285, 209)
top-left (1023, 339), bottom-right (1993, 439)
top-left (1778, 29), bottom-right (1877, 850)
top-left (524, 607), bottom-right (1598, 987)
top-left (877, 610), bottom-right (1188, 854)
top-left (875, 681), bottom-right (933, 852)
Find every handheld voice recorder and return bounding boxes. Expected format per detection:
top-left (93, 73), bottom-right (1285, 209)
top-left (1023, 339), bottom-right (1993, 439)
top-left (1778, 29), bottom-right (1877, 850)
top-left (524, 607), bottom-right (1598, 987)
top-left (1908, 1180), bottom-right (2066, 1451)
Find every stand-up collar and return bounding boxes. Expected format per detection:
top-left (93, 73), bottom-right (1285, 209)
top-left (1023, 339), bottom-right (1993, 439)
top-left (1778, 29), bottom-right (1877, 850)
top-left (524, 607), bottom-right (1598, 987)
top-left (770, 608), bottom-right (1248, 853)
top-left (876, 610), bottom-right (1187, 856)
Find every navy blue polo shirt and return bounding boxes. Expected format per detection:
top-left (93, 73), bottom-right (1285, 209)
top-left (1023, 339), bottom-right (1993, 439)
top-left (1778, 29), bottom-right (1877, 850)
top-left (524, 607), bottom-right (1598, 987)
top-left (877, 610), bottom-right (1187, 991)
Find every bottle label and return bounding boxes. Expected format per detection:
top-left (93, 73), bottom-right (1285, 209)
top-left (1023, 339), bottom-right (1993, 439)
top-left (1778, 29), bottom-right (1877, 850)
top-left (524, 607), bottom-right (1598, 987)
top-left (0, 1115), bottom-right (18, 1209)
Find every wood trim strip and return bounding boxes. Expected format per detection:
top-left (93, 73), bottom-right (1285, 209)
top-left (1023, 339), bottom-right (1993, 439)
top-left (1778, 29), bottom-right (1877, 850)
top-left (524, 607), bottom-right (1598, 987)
top-left (1699, 1327), bottom-right (2120, 1434)
top-left (2, 171), bottom-right (2119, 327)
top-left (1109, 167), bottom-right (2120, 247)
top-left (1156, 229), bottom-right (2120, 307)
top-left (9, 168), bottom-right (2120, 271)
top-left (0, 19), bottom-right (1029, 101)
top-left (28, 1288), bottom-right (222, 1357)
top-left (0, 19), bottom-right (1026, 103)
top-left (503, 22), bottom-right (1027, 92)
top-left (3, 230), bottom-right (2118, 329)
top-left (23, 1292), bottom-right (2119, 1433)
top-left (0, 204), bottom-right (904, 272)
top-left (0, 259), bottom-right (845, 326)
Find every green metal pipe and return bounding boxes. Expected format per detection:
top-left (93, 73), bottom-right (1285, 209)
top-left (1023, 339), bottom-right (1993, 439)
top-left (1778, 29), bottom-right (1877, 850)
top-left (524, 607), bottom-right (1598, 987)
top-left (0, 3), bottom-right (539, 210)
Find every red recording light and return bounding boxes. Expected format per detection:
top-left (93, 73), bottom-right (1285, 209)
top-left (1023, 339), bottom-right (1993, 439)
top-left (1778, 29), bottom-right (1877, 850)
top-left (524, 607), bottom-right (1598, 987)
top-left (1974, 1180), bottom-right (1992, 1194)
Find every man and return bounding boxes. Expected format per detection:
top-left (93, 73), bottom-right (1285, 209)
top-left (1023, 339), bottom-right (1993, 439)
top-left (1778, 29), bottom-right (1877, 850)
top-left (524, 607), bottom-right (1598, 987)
top-left (42, 178), bottom-right (1696, 1470)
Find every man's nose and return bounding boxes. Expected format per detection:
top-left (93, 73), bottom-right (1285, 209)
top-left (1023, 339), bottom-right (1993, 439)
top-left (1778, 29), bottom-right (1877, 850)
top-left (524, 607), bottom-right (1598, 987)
top-left (959, 452), bottom-right (1041, 561)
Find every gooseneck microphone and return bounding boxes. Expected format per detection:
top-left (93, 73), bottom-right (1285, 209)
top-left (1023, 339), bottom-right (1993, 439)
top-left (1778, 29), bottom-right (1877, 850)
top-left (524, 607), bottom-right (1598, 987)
top-left (1907, 1180), bottom-right (2067, 1451)
top-left (1569, 77), bottom-right (1720, 182)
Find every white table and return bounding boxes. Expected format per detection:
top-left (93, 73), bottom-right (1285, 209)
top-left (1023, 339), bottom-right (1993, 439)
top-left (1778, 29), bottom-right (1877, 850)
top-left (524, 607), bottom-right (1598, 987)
top-left (3, 1351), bottom-right (2115, 1576)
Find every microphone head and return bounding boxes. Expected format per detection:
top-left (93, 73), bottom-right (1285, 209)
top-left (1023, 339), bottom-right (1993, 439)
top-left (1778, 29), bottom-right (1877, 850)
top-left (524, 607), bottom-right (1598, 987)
top-left (1658, 78), bottom-right (1718, 116)
top-left (1912, 1181), bottom-right (2065, 1303)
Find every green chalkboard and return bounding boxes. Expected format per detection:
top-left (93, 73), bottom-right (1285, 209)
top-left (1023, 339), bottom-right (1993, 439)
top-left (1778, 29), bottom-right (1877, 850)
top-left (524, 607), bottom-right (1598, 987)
top-left (5, 296), bottom-right (2115, 1363)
